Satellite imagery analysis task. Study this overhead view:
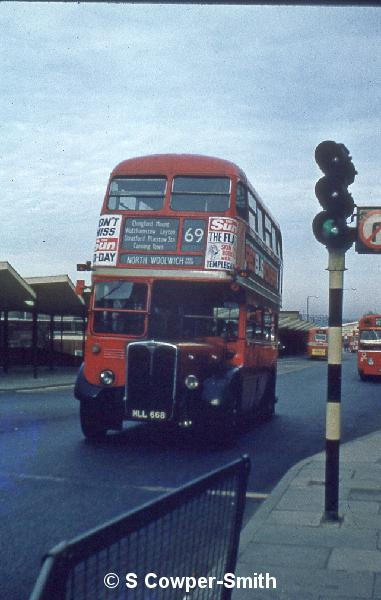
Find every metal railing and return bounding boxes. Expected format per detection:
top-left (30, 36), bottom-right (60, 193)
top-left (30, 456), bottom-right (250, 600)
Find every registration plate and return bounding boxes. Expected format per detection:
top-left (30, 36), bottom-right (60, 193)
top-left (312, 349), bottom-right (326, 356)
top-left (131, 409), bottom-right (167, 420)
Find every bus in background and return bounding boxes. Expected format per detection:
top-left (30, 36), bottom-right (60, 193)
top-left (75, 154), bottom-right (283, 443)
top-left (349, 331), bottom-right (359, 353)
top-left (307, 327), bottom-right (328, 359)
top-left (358, 315), bottom-right (381, 380)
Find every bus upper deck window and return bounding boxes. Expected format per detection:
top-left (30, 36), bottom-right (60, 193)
top-left (257, 206), bottom-right (264, 240)
top-left (108, 177), bottom-right (166, 211)
top-left (272, 227), bottom-right (277, 253)
top-left (248, 191), bottom-right (258, 233)
top-left (170, 176), bottom-right (230, 212)
top-left (264, 215), bottom-right (273, 249)
top-left (276, 232), bottom-right (283, 259)
top-left (236, 183), bottom-right (248, 220)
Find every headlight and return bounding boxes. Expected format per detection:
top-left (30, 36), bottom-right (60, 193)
top-left (100, 370), bottom-right (115, 385)
top-left (185, 374), bottom-right (199, 390)
top-left (368, 358), bottom-right (374, 366)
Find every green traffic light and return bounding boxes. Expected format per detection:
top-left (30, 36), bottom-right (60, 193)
top-left (322, 218), bottom-right (339, 238)
top-left (312, 211), bottom-right (355, 250)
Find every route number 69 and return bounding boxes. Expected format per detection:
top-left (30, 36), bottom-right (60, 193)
top-left (184, 227), bottom-right (204, 243)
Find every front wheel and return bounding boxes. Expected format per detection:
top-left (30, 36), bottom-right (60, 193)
top-left (205, 380), bottom-right (241, 447)
top-left (258, 369), bottom-right (277, 422)
top-left (358, 370), bottom-right (368, 382)
top-left (80, 400), bottom-right (108, 441)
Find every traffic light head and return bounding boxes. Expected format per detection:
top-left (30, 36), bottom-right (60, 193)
top-left (315, 176), bottom-right (354, 217)
top-left (315, 140), bottom-right (357, 184)
top-left (313, 140), bottom-right (357, 251)
top-left (312, 211), bottom-right (356, 251)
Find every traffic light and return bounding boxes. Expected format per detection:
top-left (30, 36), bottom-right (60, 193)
top-left (312, 141), bottom-right (357, 251)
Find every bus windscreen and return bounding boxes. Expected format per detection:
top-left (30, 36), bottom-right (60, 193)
top-left (360, 330), bottom-right (381, 341)
top-left (108, 177), bottom-right (166, 211)
top-left (170, 176), bottom-right (230, 212)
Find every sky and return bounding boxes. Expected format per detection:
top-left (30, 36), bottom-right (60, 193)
top-left (1, 2), bottom-right (381, 319)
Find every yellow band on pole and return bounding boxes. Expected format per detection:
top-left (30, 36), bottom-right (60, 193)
top-left (326, 401), bottom-right (341, 441)
top-left (328, 327), bottom-right (342, 364)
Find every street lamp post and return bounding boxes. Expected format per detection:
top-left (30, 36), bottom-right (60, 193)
top-left (306, 295), bottom-right (319, 322)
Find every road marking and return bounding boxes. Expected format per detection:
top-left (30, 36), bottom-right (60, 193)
top-left (0, 471), bottom-right (66, 483)
top-left (134, 485), bottom-right (268, 500)
top-left (245, 491), bottom-right (269, 500)
top-left (0, 473), bottom-right (269, 501)
top-left (278, 364), bottom-right (315, 375)
top-left (15, 384), bottom-right (74, 393)
top-left (0, 472), bottom-right (270, 500)
top-left (133, 485), bottom-right (176, 493)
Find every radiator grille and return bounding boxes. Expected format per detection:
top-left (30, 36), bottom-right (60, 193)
top-left (126, 342), bottom-right (177, 420)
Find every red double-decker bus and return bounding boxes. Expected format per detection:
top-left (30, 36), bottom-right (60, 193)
top-left (358, 315), bottom-right (381, 380)
top-left (75, 154), bottom-right (283, 443)
top-left (307, 327), bottom-right (328, 359)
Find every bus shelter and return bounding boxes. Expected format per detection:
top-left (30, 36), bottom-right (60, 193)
top-left (0, 263), bottom-right (86, 377)
top-left (279, 311), bottom-right (315, 355)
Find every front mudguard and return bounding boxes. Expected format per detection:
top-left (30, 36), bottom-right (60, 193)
top-left (74, 364), bottom-right (103, 402)
top-left (74, 364), bottom-right (124, 429)
top-left (201, 366), bottom-right (242, 410)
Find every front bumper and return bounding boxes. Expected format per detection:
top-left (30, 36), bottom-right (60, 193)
top-left (74, 364), bottom-right (236, 427)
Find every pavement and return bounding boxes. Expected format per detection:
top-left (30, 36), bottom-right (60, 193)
top-left (234, 431), bottom-right (381, 600)
top-left (0, 366), bottom-right (78, 391)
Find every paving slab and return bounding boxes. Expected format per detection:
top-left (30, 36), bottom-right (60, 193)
top-left (328, 548), bottom-right (381, 572)
top-left (249, 523), bottom-right (378, 550)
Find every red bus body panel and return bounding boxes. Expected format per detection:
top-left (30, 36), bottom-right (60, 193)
top-left (358, 315), bottom-right (381, 378)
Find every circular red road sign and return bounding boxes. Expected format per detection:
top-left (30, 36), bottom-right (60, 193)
top-left (358, 209), bottom-right (381, 250)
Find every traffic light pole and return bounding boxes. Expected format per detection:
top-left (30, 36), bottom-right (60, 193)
top-left (312, 140), bottom-right (357, 521)
top-left (324, 249), bottom-right (345, 522)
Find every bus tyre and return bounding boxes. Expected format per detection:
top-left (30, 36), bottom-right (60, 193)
top-left (206, 381), bottom-right (240, 447)
top-left (358, 370), bottom-right (368, 382)
top-left (80, 400), bottom-right (108, 441)
top-left (259, 370), bottom-right (276, 422)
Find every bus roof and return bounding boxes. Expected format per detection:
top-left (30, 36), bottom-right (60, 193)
top-left (109, 153), bottom-right (282, 230)
top-left (110, 154), bottom-right (248, 180)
